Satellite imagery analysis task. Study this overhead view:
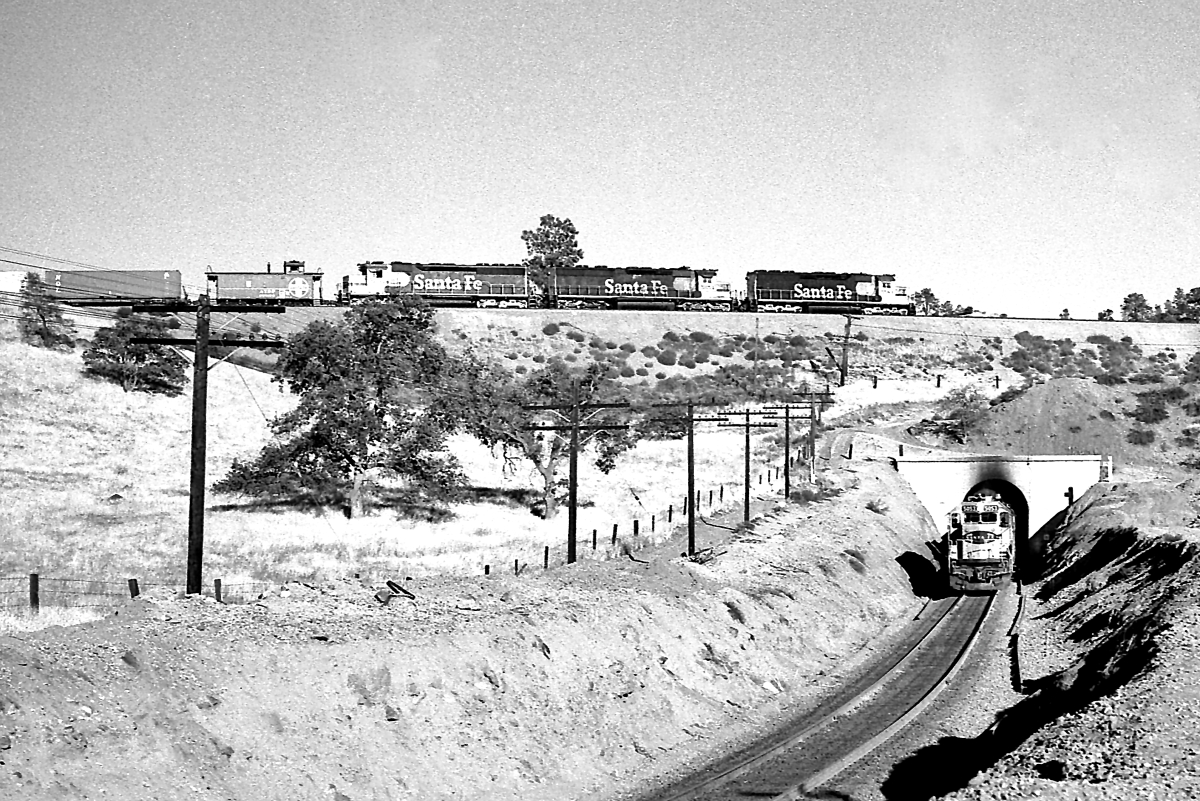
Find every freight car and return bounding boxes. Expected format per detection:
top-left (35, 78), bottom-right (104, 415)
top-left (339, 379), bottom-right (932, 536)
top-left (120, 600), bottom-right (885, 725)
top-left (207, 260), bottom-right (324, 305)
top-left (341, 262), bottom-right (529, 308)
top-left (745, 271), bottom-right (914, 315)
top-left (552, 266), bottom-right (732, 311)
top-left (946, 490), bottom-right (1015, 593)
top-left (46, 270), bottom-right (184, 305)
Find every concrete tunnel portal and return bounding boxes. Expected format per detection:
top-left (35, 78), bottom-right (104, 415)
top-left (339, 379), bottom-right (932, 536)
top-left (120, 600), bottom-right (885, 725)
top-left (890, 454), bottom-right (1110, 579)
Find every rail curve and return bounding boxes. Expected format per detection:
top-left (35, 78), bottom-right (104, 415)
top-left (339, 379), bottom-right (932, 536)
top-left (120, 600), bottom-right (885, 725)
top-left (641, 593), bottom-right (996, 801)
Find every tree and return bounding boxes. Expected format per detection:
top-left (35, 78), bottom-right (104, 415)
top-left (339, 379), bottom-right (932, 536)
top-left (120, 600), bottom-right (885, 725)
top-left (82, 309), bottom-right (188, 395)
top-left (214, 297), bottom-right (469, 518)
top-left (1121, 293), bottom-right (1152, 322)
top-left (911, 288), bottom-right (939, 316)
top-left (1060, 309), bottom-right (1071, 320)
top-left (467, 361), bottom-right (636, 519)
top-left (20, 273), bottom-right (76, 349)
top-left (521, 214), bottom-right (583, 302)
top-left (1097, 309), bottom-right (1114, 321)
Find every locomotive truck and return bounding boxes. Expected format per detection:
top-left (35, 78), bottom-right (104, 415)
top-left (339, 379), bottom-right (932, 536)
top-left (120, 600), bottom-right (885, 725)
top-left (946, 490), bottom-right (1016, 593)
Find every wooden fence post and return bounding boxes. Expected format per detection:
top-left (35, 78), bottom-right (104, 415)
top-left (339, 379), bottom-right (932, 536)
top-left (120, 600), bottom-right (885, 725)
top-left (214, 578), bottom-right (222, 603)
top-left (544, 546), bottom-right (550, 568)
top-left (128, 578), bottom-right (140, 599)
top-left (611, 524), bottom-right (618, 545)
top-left (29, 573), bottom-right (38, 614)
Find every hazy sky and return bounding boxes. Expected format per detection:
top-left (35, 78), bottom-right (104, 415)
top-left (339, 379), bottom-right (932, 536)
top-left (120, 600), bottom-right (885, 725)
top-left (3, 0), bottom-right (1199, 317)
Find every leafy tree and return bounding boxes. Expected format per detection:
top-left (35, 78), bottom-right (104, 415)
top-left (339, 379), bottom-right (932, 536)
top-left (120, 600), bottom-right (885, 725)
top-left (215, 297), bottom-right (471, 518)
top-left (1060, 309), bottom-right (1071, 320)
top-left (82, 309), bottom-right (188, 395)
top-left (521, 214), bottom-right (583, 302)
top-left (1121, 293), bottom-right (1152, 322)
top-left (911, 288), bottom-right (939, 316)
top-left (20, 273), bottom-right (76, 349)
top-left (467, 361), bottom-right (636, 519)
top-left (1097, 309), bottom-right (1114, 321)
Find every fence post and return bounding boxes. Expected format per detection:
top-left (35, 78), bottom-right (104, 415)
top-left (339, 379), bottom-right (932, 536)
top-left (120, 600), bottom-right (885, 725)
top-left (514, 559), bottom-right (520, 576)
top-left (899, 444), bottom-right (905, 457)
top-left (936, 374), bottom-right (943, 388)
top-left (683, 495), bottom-right (688, 514)
top-left (214, 578), bottom-right (222, 603)
top-left (484, 564), bottom-right (490, 576)
top-left (29, 573), bottom-right (38, 615)
top-left (720, 485), bottom-right (724, 502)
top-left (592, 529), bottom-right (597, 550)
top-left (873, 374), bottom-right (878, 389)
top-left (612, 524), bottom-right (618, 545)
top-left (544, 546), bottom-right (550, 569)
top-left (651, 515), bottom-right (655, 533)
top-left (128, 578), bottom-right (140, 599)
top-left (633, 519), bottom-right (640, 538)
top-left (847, 443), bottom-right (854, 460)
top-left (668, 504), bottom-right (673, 523)
top-left (708, 489), bottom-right (713, 506)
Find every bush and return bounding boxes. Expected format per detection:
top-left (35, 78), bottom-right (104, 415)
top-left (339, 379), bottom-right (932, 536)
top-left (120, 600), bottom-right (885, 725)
top-left (689, 331), bottom-right (714, 343)
top-left (1128, 404), bottom-right (1168, 424)
top-left (532, 354), bottom-right (546, 363)
top-left (865, 499), bottom-right (888, 515)
top-left (853, 332), bottom-right (869, 341)
top-left (680, 358), bottom-right (696, 369)
top-left (567, 330), bottom-right (585, 342)
top-left (636, 367), bottom-right (648, 376)
top-left (657, 349), bottom-right (678, 366)
top-left (542, 323), bottom-right (560, 335)
top-left (655, 372), bottom-right (667, 380)
top-left (619, 365), bottom-right (635, 378)
top-left (1127, 428), bottom-right (1156, 446)
top-left (663, 331), bottom-right (681, 342)
top-left (641, 345), bottom-right (658, 357)
top-left (620, 342), bottom-right (636, 352)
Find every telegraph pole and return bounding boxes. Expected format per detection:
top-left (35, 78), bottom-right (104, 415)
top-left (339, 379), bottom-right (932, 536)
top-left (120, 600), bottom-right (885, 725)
top-left (130, 294), bottom-right (286, 594)
top-left (839, 314), bottom-right (855, 387)
top-left (718, 409), bottom-right (777, 523)
top-left (651, 399), bottom-right (723, 556)
top-left (523, 382), bottom-right (628, 564)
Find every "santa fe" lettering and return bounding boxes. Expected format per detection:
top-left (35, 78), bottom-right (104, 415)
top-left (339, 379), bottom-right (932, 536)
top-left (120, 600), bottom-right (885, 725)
top-left (604, 279), bottom-right (668, 295)
top-left (793, 284), bottom-right (853, 299)
top-left (413, 274), bottom-right (483, 292)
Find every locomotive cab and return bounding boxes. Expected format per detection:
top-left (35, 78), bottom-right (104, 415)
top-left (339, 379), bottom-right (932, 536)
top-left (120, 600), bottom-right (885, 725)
top-left (947, 492), bottom-right (1015, 593)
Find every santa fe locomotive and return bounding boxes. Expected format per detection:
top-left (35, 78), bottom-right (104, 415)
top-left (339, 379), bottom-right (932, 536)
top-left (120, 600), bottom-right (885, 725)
top-left (39, 261), bottom-right (915, 316)
top-left (340, 262), bottom-right (915, 315)
top-left (945, 490), bottom-right (1016, 593)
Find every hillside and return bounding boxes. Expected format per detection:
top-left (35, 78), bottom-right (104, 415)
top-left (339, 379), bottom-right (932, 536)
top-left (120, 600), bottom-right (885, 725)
top-left (2, 316), bottom-right (1200, 799)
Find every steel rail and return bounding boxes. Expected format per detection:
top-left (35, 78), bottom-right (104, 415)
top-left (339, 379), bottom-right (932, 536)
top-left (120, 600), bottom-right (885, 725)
top-left (643, 593), bottom-right (995, 801)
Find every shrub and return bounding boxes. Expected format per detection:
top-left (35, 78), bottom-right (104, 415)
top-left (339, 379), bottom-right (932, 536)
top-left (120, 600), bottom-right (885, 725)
top-left (605, 341), bottom-right (618, 349)
top-left (542, 323), bottom-right (560, 335)
top-left (689, 331), bottom-right (714, 343)
top-left (532, 354), bottom-right (546, 363)
top-left (663, 331), bottom-right (681, 342)
top-left (641, 345), bottom-right (658, 357)
top-left (505, 352), bottom-right (518, 360)
top-left (853, 332), bottom-right (869, 341)
top-left (884, 336), bottom-right (915, 345)
top-left (564, 354), bottom-right (577, 362)
top-left (567, 330), bottom-right (585, 342)
top-left (657, 349), bottom-right (678, 366)
top-left (655, 372), bottom-right (667, 380)
top-left (636, 367), bottom-right (649, 376)
top-left (619, 365), bottom-right (635, 378)
top-left (589, 338), bottom-right (604, 349)
top-left (620, 342), bottom-right (636, 352)
top-left (865, 499), bottom-right (888, 515)
top-left (680, 358), bottom-right (696, 369)
top-left (788, 334), bottom-right (811, 347)
top-left (1128, 404), bottom-right (1168, 424)
top-left (515, 365), bottom-right (527, 374)
top-left (1127, 428), bottom-right (1156, 446)
top-left (1099, 409), bottom-right (1116, 421)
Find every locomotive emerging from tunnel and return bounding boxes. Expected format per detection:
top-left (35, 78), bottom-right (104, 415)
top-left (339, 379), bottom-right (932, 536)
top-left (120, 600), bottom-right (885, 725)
top-left (946, 490), bottom-right (1016, 593)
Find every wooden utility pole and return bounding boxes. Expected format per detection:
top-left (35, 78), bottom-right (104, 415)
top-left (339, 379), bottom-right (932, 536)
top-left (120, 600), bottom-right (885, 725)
top-left (131, 294), bottom-right (285, 594)
top-left (839, 314), bottom-right (855, 387)
top-left (523, 382), bottom-right (628, 564)
top-left (718, 409), bottom-right (777, 523)
top-left (651, 399), bottom-right (724, 557)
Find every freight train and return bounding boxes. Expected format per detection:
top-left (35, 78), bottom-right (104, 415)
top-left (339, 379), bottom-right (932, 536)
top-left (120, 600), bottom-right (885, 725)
top-left (42, 262), bottom-right (916, 316)
top-left (946, 490), bottom-right (1016, 593)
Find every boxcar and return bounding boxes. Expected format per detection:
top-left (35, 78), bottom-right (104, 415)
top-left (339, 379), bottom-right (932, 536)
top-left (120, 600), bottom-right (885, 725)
top-left (553, 266), bottom-right (732, 311)
top-left (746, 271), bottom-right (913, 315)
top-left (45, 270), bottom-right (183, 304)
top-left (341, 262), bottom-right (529, 307)
top-left (207, 260), bottom-right (323, 305)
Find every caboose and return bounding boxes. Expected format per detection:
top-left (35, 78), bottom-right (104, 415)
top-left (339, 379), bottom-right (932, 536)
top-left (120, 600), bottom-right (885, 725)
top-left (207, 261), bottom-right (324, 305)
top-left (946, 490), bottom-right (1016, 593)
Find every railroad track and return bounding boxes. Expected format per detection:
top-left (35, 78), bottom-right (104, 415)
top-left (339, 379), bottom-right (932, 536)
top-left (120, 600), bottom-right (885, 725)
top-left (641, 593), bottom-right (996, 801)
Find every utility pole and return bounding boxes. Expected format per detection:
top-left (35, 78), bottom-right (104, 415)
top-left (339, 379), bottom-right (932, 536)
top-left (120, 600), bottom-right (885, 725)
top-left (839, 314), bottom-right (855, 387)
top-left (129, 294), bottom-right (286, 594)
top-left (718, 409), bottom-right (777, 523)
top-left (651, 399), bottom-right (723, 556)
top-left (523, 380), bottom-right (628, 564)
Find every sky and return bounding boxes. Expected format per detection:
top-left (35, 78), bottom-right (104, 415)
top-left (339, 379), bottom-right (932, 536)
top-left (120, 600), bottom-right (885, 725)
top-left (2, 0), bottom-right (1199, 318)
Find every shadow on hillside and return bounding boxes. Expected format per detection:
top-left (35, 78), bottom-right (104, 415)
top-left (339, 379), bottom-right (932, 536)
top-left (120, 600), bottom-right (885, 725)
top-left (211, 484), bottom-right (543, 522)
top-left (895, 550), bottom-right (946, 599)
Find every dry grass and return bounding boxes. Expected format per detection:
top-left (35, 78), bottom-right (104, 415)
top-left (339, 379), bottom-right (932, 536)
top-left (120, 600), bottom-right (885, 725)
top-left (0, 338), bottom-right (795, 592)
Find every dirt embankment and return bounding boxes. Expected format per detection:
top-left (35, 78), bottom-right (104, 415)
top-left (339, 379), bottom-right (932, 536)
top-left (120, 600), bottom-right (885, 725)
top-left (0, 458), bottom-right (940, 801)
